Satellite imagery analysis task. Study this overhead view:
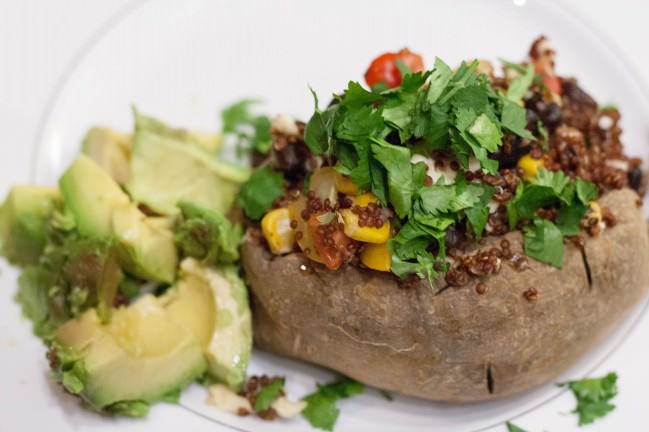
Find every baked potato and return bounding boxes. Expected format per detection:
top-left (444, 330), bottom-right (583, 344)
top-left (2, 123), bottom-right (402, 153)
top-left (242, 188), bottom-right (649, 401)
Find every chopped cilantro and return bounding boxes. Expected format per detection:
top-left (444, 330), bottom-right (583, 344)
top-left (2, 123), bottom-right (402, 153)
top-left (236, 167), bottom-right (284, 220)
top-left (505, 421), bottom-right (527, 432)
top-left (221, 99), bottom-right (272, 153)
top-left (559, 372), bottom-right (618, 426)
top-left (523, 218), bottom-right (564, 268)
top-left (370, 137), bottom-right (413, 218)
top-left (255, 377), bottom-right (285, 412)
top-left (302, 377), bottom-right (364, 431)
top-left (506, 63), bottom-right (534, 102)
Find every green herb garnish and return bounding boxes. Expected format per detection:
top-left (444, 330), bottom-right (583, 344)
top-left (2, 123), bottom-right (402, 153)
top-left (506, 421), bottom-right (528, 432)
top-left (302, 377), bottom-right (364, 431)
top-left (236, 167), bottom-right (284, 220)
top-left (559, 372), bottom-right (618, 425)
top-left (221, 99), bottom-right (272, 153)
top-left (255, 377), bottom-right (285, 411)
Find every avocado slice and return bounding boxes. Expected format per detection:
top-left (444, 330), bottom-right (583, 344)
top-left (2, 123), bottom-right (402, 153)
top-left (111, 204), bottom-right (177, 284)
top-left (0, 186), bottom-right (60, 265)
top-left (53, 294), bottom-right (206, 412)
top-left (128, 112), bottom-right (250, 216)
top-left (163, 258), bottom-right (251, 389)
top-left (59, 155), bottom-right (130, 238)
top-left (81, 127), bottom-right (132, 185)
top-left (134, 112), bottom-right (223, 153)
top-left (58, 155), bottom-right (177, 283)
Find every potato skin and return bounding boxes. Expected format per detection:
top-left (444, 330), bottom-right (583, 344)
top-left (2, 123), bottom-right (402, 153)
top-left (241, 189), bottom-right (649, 402)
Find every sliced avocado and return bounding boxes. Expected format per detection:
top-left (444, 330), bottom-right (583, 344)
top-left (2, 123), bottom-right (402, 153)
top-left (58, 155), bottom-right (177, 283)
top-left (59, 155), bottom-right (130, 238)
top-left (159, 260), bottom-right (217, 348)
top-left (53, 294), bottom-right (206, 411)
top-left (134, 111), bottom-right (222, 153)
top-left (111, 204), bottom-right (177, 283)
top-left (128, 112), bottom-right (250, 216)
top-left (82, 127), bottom-right (132, 185)
top-left (0, 186), bottom-right (59, 265)
top-left (166, 258), bottom-right (251, 389)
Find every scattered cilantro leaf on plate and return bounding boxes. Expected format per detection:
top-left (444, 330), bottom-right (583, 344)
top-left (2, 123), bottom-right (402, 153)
top-left (302, 377), bottom-right (364, 431)
top-left (255, 377), bottom-right (285, 411)
top-left (559, 372), bottom-right (618, 426)
top-left (505, 421), bottom-right (528, 432)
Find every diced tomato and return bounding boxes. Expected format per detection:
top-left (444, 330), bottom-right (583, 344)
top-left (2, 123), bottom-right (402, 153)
top-left (364, 48), bottom-right (425, 89)
top-left (534, 61), bottom-right (562, 95)
top-left (306, 214), bottom-right (351, 270)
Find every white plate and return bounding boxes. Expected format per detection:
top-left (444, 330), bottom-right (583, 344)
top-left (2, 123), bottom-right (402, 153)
top-left (3, 0), bottom-right (649, 431)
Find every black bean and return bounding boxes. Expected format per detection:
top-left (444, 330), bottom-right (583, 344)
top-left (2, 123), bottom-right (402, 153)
top-left (525, 109), bottom-right (539, 135)
top-left (628, 166), bottom-right (644, 191)
top-left (539, 103), bottom-right (563, 131)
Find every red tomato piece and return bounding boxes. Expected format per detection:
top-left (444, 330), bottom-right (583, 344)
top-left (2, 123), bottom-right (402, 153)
top-left (364, 48), bottom-right (424, 89)
top-left (306, 214), bottom-right (351, 270)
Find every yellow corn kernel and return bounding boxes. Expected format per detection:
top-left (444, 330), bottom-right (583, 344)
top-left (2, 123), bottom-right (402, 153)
top-left (517, 154), bottom-right (545, 180)
top-left (361, 243), bottom-right (391, 272)
top-left (588, 201), bottom-right (602, 223)
top-left (261, 208), bottom-right (295, 254)
top-left (353, 193), bottom-right (378, 207)
top-left (340, 193), bottom-right (390, 244)
top-left (335, 172), bottom-right (359, 195)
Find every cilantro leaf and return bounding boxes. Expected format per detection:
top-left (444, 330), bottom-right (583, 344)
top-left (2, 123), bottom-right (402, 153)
top-left (559, 372), bottom-right (618, 426)
top-left (501, 98), bottom-right (535, 140)
top-left (370, 138), bottom-right (413, 218)
top-left (340, 81), bottom-right (383, 109)
top-left (236, 167), bottom-right (284, 219)
top-left (255, 377), bottom-right (285, 412)
top-left (334, 105), bottom-right (386, 142)
top-left (530, 169), bottom-right (571, 200)
top-left (464, 184), bottom-right (495, 239)
top-left (468, 113), bottom-right (502, 153)
top-left (506, 421), bottom-right (528, 432)
top-left (576, 177), bottom-right (599, 204)
top-left (523, 218), bottom-right (564, 268)
top-left (555, 203), bottom-right (589, 236)
top-left (305, 88), bottom-right (338, 155)
top-left (506, 63), bottom-right (535, 102)
top-left (221, 99), bottom-right (272, 153)
top-left (302, 378), bottom-right (364, 431)
top-left (427, 57), bottom-right (454, 104)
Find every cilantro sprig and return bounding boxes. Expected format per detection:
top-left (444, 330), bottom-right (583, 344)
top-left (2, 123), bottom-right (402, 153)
top-left (301, 377), bottom-right (364, 431)
top-left (508, 169), bottom-right (598, 268)
top-left (221, 99), bottom-right (272, 153)
top-left (559, 372), bottom-right (618, 425)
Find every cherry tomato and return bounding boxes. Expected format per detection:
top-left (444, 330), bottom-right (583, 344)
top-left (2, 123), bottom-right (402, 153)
top-left (364, 48), bottom-right (425, 89)
top-left (306, 214), bottom-right (351, 270)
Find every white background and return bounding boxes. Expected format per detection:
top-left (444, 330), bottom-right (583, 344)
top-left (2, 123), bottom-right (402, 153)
top-left (1, 1), bottom-right (648, 431)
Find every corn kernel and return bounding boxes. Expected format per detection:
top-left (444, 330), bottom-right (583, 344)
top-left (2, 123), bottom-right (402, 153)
top-left (517, 154), bottom-right (545, 180)
top-left (335, 172), bottom-right (359, 195)
top-left (261, 208), bottom-right (295, 254)
top-left (340, 193), bottom-right (390, 244)
top-left (361, 243), bottom-right (391, 272)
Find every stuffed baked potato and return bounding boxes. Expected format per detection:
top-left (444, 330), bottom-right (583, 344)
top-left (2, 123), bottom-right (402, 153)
top-left (239, 38), bottom-right (649, 401)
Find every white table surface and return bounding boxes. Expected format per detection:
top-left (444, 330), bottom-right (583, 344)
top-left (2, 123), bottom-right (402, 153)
top-left (1, 1), bottom-right (648, 431)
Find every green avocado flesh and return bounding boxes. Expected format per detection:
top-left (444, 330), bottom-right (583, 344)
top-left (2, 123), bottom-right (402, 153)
top-left (161, 258), bottom-right (252, 390)
top-left (0, 186), bottom-right (59, 265)
top-left (58, 155), bottom-right (177, 283)
top-left (81, 127), bottom-right (132, 185)
top-left (54, 294), bottom-right (206, 410)
top-left (127, 112), bottom-right (250, 216)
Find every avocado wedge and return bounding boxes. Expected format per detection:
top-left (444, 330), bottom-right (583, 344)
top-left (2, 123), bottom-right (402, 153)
top-left (162, 258), bottom-right (252, 389)
top-left (52, 294), bottom-right (206, 414)
top-left (128, 112), bottom-right (250, 216)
